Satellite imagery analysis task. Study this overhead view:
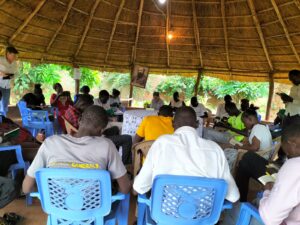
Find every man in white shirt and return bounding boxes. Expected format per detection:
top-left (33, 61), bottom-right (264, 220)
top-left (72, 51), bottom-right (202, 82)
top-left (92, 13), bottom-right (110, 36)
top-left (278, 70), bottom-right (300, 118)
top-left (0, 46), bottom-right (19, 113)
top-left (190, 96), bottom-right (207, 117)
top-left (216, 95), bottom-right (232, 119)
top-left (94, 89), bottom-right (111, 110)
top-left (22, 105), bottom-right (131, 194)
top-left (150, 92), bottom-right (164, 110)
top-left (133, 106), bottom-right (240, 203)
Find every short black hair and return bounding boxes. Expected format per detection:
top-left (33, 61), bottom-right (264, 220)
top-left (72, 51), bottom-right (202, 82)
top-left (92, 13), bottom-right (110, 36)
top-left (6, 46), bottom-right (18, 54)
top-left (282, 121), bottom-right (300, 143)
top-left (224, 95), bottom-right (232, 103)
top-left (80, 85), bottom-right (90, 94)
top-left (242, 109), bottom-right (258, 119)
top-left (225, 102), bottom-right (239, 115)
top-left (289, 69), bottom-right (300, 78)
top-left (53, 83), bottom-right (62, 90)
top-left (99, 90), bottom-right (109, 98)
top-left (158, 105), bottom-right (173, 117)
top-left (80, 105), bottom-right (108, 130)
top-left (153, 92), bottom-right (160, 97)
top-left (75, 94), bottom-right (94, 108)
top-left (174, 106), bottom-right (197, 128)
top-left (112, 89), bottom-right (120, 96)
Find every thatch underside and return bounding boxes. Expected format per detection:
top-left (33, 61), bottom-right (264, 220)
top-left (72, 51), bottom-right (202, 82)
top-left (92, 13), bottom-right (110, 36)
top-left (1, 0), bottom-right (300, 83)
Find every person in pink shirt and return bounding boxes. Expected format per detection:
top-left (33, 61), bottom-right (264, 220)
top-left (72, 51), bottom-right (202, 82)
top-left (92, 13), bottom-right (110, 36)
top-left (259, 122), bottom-right (300, 225)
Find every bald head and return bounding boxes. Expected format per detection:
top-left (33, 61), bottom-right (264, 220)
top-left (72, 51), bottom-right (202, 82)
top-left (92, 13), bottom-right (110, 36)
top-left (173, 106), bottom-right (198, 130)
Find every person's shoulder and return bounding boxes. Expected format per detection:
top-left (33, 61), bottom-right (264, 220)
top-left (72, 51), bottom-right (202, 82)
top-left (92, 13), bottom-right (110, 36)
top-left (281, 157), bottom-right (300, 171)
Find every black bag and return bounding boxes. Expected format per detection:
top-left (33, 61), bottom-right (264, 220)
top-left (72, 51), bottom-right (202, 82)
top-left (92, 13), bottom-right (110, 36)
top-left (0, 177), bottom-right (17, 208)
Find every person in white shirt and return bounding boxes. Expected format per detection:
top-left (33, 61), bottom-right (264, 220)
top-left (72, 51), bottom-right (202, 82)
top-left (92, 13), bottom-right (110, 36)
top-left (224, 109), bottom-right (272, 170)
top-left (94, 90), bottom-right (111, 110)
top-left (216, 95), bottom-right (232, 119)
top-left (169, 91), bottom-right (185, 109)
top-left (22, 105), bottom-right (131, 195)
top-left (278, 69), bottom-right (300, 119)
top-left (150, 92), bottom-right (164, 110)
top-left (109, 89), bottom-right (121, 108)
top-left (0, 46), bottom-right (19, 113)
top-left (133, 106), bottom-right (240, 203)
top-left (190, 96), bottom-right (207, 117)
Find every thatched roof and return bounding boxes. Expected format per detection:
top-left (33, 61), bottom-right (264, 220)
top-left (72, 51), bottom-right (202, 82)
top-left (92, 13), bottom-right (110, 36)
top-left (0, 0), bottom-right (300, 83)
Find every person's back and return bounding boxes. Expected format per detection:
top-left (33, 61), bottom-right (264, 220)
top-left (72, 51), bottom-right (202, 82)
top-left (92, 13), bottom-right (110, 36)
top-left (133, 107), bottom-right (239, 202)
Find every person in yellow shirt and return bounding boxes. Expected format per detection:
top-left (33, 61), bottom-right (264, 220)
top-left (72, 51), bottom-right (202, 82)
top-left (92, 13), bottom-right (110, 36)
top-left (134, 105), bottom-right (174, 143)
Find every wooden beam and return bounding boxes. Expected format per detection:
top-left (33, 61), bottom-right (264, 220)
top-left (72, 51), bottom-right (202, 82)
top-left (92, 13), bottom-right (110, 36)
top-left (191, 0), bottom-right (203, 68)
top-left (8, 0), bottom-right (47, 43)
top-left (271, 0), bottom-right (300, 64)
top-left (132, 0), bottom-right (144, 64)
top-left (247, 0), bottom-right (274, 71)
top-left (46, 0), bottom-right (75, 52)
top-left (105, 0), bottom-right (126, 63)
top-left (194, 69), bottom-right (203, 96)
top-left (74, 0), bottom-right (101, 58)
top-left (166, 0), bottom-right (170, 67)
top-left (129, 65), bottom-right (134, 107)
top-left (265, 72), bottom-right (274, 121)
top-left (294, 0), bottom-right (300, 11)
top-left (221, 0), bottom-right (231, 70)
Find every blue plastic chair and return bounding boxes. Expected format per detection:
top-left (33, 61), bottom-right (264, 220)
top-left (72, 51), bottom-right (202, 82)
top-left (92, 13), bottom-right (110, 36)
top-left (137, 175), bottom-right (232, 225)
top-left (0, 145), bottom-right (32, 205)
top-left (236, 203), bottom-right (264, 225)
top-left (30, 168), bottom-right (130, 225)
top-left (17, 101), bottom-right (54, 138)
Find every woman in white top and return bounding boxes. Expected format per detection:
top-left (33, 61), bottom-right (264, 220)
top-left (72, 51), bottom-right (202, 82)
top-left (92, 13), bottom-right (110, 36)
top-left (170, 92), bottom-right (185, 109)
top-left (224, 109), bottom-right (272, 170)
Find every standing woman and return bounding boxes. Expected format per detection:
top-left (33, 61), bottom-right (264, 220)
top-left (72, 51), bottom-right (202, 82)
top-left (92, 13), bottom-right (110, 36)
top-left (0, 46), bottom-right (19, 114)
top-left (170, 91), bottom-right (185, 109)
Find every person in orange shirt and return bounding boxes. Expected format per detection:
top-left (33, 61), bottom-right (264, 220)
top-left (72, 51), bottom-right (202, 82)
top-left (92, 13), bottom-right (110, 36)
top-left (134, 105), bottom-right (174, 143)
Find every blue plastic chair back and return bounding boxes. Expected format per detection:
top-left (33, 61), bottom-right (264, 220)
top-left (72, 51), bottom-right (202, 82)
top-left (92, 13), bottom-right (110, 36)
top-left (236, 203), bottom-right (264, 225)
top-left (17, 101), bottom-right (29, 126)
top-left (34, 168), bottom-right (113, 225)
top-left (150, 175), bottom-right (228, 225)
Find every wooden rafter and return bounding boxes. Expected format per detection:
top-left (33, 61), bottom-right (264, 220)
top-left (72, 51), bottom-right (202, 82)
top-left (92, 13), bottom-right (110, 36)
top-left (191, 0), bottom-right (203, 68)
top-left (166, 0), bottom-right (170, 67)
top-left (46, 0), bottom-right (75, 52)
top-left (132, 0), bottom-right (144, 63)
top-left (105, 0), bottom-right (125, 63)
top-left (247, 0), bottom-right (274, 71)
top-left (271, 0), bottom-right (300, 64)
top-left (294, 0), bottom-right (300, 11)
top-left (8, 0), bottom-right (47, 43)
top-left (74, 0), bottom-right (101, 58)
top-left (221, 0), bottom-right (231, 70)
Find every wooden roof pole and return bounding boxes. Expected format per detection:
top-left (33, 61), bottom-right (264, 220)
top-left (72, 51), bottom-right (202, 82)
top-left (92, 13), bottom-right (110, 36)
top-left (8, 0), bottom-right (47, 44)
top-left (266, 72), bottom-right (274, 121)
top-left (105, 0), bottom-right (126, 63)
top-left (247, 0), bottom-right (274, 71)
top-left (271, 0), bottom-right (300, 64)
top-left (221, 0), bottom-right (231, 70)
top-left (74, 0), bottom-right (101, 58)
top-left (166, 0), bottom-right (170, 67)
top-left (46, 0), bottom-right (75, 52)
top-left (294, 0), bottom-right (300, 11)
top-left (194, 69), bottom-right (203, 96)
top-left (191, 0), bottom-right (203, 68)
top-left (132, 0), bottom-right (144, 64)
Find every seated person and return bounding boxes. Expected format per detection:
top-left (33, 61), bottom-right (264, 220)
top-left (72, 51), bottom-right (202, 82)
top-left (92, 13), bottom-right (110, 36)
top-left (133, 107), bottom-right (240, 203)
top-left (21, 93), bottom-right (41, 110)
top-left (150, 92), bottom-right (164, 110)
top-left (190, 96), bottom-right (207, 118)
top-left (64, 99), bottom-right (132, 165)
top-left (215, 94), bottom-right (232, 120)
top-left (74, 85), bottom-right (94, 103)
top-left (64, 94), bottom-right (94, 130)
top-left (94, 90), bottom-right (111, 111)
top-left (203, 102), bottom-right (246, 144)
top-left (134, 105), bottom-right (174, 144)
top-left (109, 89), bottom-right (121, 108)
top-left (22, 105), bottom-right (131, 195)
top-left (240, 99), bottom-right (249, 112)
top-left (169, 92), bottom-right (185, 109)
top-left (33, 84), bottom-right (46, 107)
top-left (50, 83), bottom-right (73, 132)
top-left (224, 109), bottom-right (272, 170)
top-left (259, 122), bottom-right (300, 225)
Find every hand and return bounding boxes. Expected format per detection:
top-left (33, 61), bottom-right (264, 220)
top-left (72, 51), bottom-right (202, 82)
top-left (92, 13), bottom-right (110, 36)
top-left (280, 93), bottom-right (293, 103)
top-left (0, 71), bottom-right (7, 77)
top-left (234, 144), bottom-right (241, 149)
top-left (264, 182), bottom-right (274, 190)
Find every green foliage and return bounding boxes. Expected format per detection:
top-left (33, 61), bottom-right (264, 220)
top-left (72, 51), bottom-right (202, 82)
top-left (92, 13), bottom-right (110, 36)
top-left (103, 72), bottom-right (131, 89)
top-left (79, 67), bottom-right (100, 88)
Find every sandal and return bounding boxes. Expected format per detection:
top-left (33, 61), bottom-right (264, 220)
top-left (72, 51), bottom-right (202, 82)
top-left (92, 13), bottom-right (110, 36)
top-left (3, 213), bottom-right (23, 225)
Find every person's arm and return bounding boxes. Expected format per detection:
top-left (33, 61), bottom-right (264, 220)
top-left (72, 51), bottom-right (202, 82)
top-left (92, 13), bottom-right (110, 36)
top-left (134, 118), bottom-right (146, 144)
top-left (22, 175), bottom-right (36, 194)
top-left (116, 174), bottom-right (131, 194)
top-left (259, 160), bottom-right (300, 225)
top-left (238, 136), bottom-right (260, 151)
top-left (50, 94), bottom-right (61, 107)
top-left (133, 134), bottom-right (143, 144)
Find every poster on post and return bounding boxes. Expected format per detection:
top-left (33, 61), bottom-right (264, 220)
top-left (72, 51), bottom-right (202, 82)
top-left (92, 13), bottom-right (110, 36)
top-left (131, 65), bottom-right (149, 88)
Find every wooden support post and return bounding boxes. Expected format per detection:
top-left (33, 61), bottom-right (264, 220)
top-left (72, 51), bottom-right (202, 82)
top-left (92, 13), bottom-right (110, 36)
top-left (194, 69), bottom-right (203, 96)
top-left (75, 79), bottom-right (80, 95)
top-left (129, 66), bottom-right (134, 107)
top-left (266, 72), bottom-right (274, 121)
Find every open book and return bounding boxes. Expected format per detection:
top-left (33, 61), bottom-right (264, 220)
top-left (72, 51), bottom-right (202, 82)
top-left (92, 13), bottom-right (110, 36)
top-left (258, 173), bottom-right (277, 185)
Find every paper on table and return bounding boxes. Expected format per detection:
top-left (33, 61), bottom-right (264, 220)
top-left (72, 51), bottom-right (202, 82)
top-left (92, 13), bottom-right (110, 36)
top-left (229, 138), bottom-right (243, 147)
top-left (258, 173), bottom-right (277, 185)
